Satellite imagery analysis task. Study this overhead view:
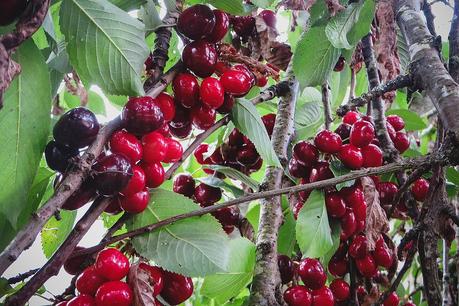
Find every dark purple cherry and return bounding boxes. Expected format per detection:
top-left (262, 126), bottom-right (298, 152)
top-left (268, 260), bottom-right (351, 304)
top-left (173, 174), bottom-right (196, 198)
top-left (92, 154), bottom-right (133, 196)
top-left (121, 97), bottom-right (164, 135)
top-left (182, 40), bottom-right (217, 78)
top-left (62, 180), bottom-right (97, 210)
top-left (0, 0), bottom-right (27, 26)
top-left (231, 16), bottom-right (256, 37)
top-left (207, 10), bottom-right (229, 42)
top-left (177, 4), bottom-right (216, 40)
top-left (45, 140), bottom-right (80, 173)
top-left (53, 107), bottom-right (99, 148)
top-left (277, 255), bottom-right (294, 284)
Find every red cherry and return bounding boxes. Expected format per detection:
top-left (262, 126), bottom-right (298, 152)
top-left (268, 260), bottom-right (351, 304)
top-left (142, 162), bottom-right (165, 188)
top-left (120, 189), bottom-right (149, 213)
top-left (256, 75), bottom-right (268, 87)
top-left (228, 129), bottom-right (245, 146)
top-left (236, 146), bottom-right (260, 166)
top-left (283, 285), bottom-right (312, 306)
top-left (315, 161), bottom-right (334, 181)
top-left (334, 123), bottom-right (351, 140)
top-left (325, 192), bottom-right (346, 218)
top-left (173, 174), bottom-right (196, 198)
top-left (293, 201), bottom-right (304, 219)
top-left (121, 165), bottom-right (146, 196)
top-left (233, 64), bottom-right (256, 86)
top-left (169, 123), bottom-right (192, 139)
top-left (394, 132), bottom-right (410, 153)
top-left (160, 270), bottom-right (194, 305)
top-left (277, 255), bottom-right (294, 284)
top-left (353, 199), bottom-right (367, 223)
top-left (156, 93), bottom-right (176, 122)
top-left (207, 10), bottom-right (229, 42)
top-left (355, 254), bottom-right (377, 278)
top-left (338, 144), bottom-right (363, 170)
top-left (75, 266), bottom-right (105, 295)
top-left (109, 130), bottom-right (143, 163)
top-left (298, 258), bottom-right (326, 290)
top-left (105, 197), bottom-right (123, 215)
top-left (64, 246), bottom-right (87, 275)
top-left (172, 73), bottom-right (200, 109)
top-left (95, 281), bottom-right (133, 306)
top-left (213, 206), bottom-right (240, 227)
top-left (314, 130), bottom-right (342, 153)
top-left (220, 69), bottom-right (253, 97)
top-left (191, 104), bottom-right (216, 130)
top-left (122, 97), bottom-right (164, 135)
top-left (200, 77), bottom-right (225, 109)
top-left (387, 115), bottom-right (405, 131)
top-left (333, 56), bottom-right (346, 72)
top-left (386, 122), bottom-right (397, 141)
top-left (194, 183), bottom-right (222, 206)
top-left (67, 295), bottom-right (95, 306)
top-left (259, 10), bottom-right (277, 28)
top-left (330, 279), bottom-right (350, 302)
top-left (340, 186), bottom-right (364, 208)
top-left (182, 40), bottom-right (217, 78)
top-left (350, 120), bottom-right (375, 148)
top-left (342, 111), bottom-right (360, 125)
top-left (262, 113), bottom-right (276, 137)
top-left (361, 144), bottom-right (383, 167)
top-left (411, 178), bottom-right (429, 201)
top-left (194, 143), bottom-right (210, 164)
top-left (340, 208), bottom-right (357, 240)
top-left (95, 248), bottom-right (129, 281)
top-left (231, 15), bottom-right (255, 37)
top-left (288, 158), bottom-right (310, 179)
top-left (138, 263), bottom-right (164, 295)
top-left (177, 4), bottom-right (216, 40)
top-left (312, 286), bottom-right (334, 306)
top-left (142, 131), bottom-right (168, 163)
top-left (164, 138), bottom-right (183, 163)
top-left (374, 246), bottom-right (393, 269)
top-left (349, 235), bottom-right (368, 259)
top-left (377, 182), bottom-right (398, 205)
top-left (214, 61), bottom-right (231, 75)
top-left (328, 256), bottom-right (348, 277)
top-left (293, 142), bottom-right (319, 167)
top-left (62, 181), bottom-right (96, 211)
top-left (92, 154), bottom-right (133, 196)
top-left (383, 292), bottom-right (400, 306)
top-left (157, 123), bottom-right (171, 137)
top-left (217, 94), bottom-right (235, 114)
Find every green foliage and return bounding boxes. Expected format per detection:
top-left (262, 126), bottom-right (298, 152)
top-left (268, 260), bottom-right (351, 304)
top-left (127, 189), bottom-right (231, 277)
top-left (206, 165), bottom-right (259, 190)
top-left (329, 160), bottom-right (355, 190)
top-left (60, 0), bottom-right (149, 96)
top-left (386, 109), bottom-right (427, 131)
top-left (205, 0), bottom-right (254, 15)
top-left (198, 176), bottom-right (245, 198)
top-left (295, 88), bottom-right (323, 140)
top-left (41, 210), bottom-right (77, 258)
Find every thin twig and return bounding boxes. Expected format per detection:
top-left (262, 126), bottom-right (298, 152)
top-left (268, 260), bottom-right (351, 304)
top-left (321, 81), bottom-right (333, 130)
top-left (7, 268), bottom-right (39, 284)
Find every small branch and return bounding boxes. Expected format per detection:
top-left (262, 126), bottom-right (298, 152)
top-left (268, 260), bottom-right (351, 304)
top-left (6, 197), bottom-right (111, 305)
top-left (449, 0), bottom-right (459, 81)
top-left (422, 0), bottom-right (438, 37)
top-left (337, 74), bottom-right (412, 116)
top-left (349, 68), bottom-right (356, 101)
top-left (146, 61), bottom-right (182, 97)
top-left (7, 268), bottom-right (39, 284)
top-left (321, 81), bottom-right (333, 130)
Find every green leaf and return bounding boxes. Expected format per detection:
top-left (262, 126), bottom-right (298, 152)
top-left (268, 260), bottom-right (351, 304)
top-left (127, 189), bottom-right (230, 277)
top-left (293, 25), bottom-right (341, 88)
top-left (231, 99), bottom-right (281, 167)
top-left (139, 0), bottom-right (162, 32)
top-left (397, 27), bottom-right (410, 74)
top-left (329, 160), bottom-right (355, 190)
top-left (295, 90), bottom-right (323, 140)
top-left (347, 0), bottom-right (375, 44)
top-left (250, 0), bottom-right (274, 8)
top-left (201, 238), bottom-right (255, 303)
top-left (446, 167), bottom-right (459, 186)
top-left (41, 210), bottom-right (77, 258)
top-left (87, 90), bottom-right (106, 115)
top-left (0, 39), bottom-right (51, 229)
top-left (278, 209), bottom-right (296, 256)
top-left (329, 66), bottom-right (351, 108)
top-left (109, 0), bottom-right (147, 10)
top-left (198, 176), bottom-right (244, 198)
top-left (325, 2), bottom-right (365, 49)
top-left (385, 109), bottom-right (427, 131)
top-left (296, 190), bottom-right (334, 258)
top-left (320, 220), bottom-right (341, 266)
top-left (205, 0), bottom-right (254, 15)
top-left (206, 165), bottom-right (259, 190)
top-left (60, 0), bottom-right (149, 96)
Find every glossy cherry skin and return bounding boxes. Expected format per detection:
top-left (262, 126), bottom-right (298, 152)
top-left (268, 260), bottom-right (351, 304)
top-left (121, 165), bottom-right (146, 196)
top-left (76, 266), bottom-right (106, 295)
top-left (283, 285), bottom-right (312, 306)
top-left (122, 97), bottom-right (164, 135)
top-left (293, 142), bottom-right (319, 167)
top-left (156, 93), bottom-right (176, 122)
top-left (109, 130), bottom-right (143, 163)
top-left (62, 181), bottom-right (97, 211)
top-left (194, 143), bottom-right (210, 164)
top-left (191, 104), bottom-right (216, 130)
top-left (164, 138), bottom-right (183, 163)
top-left (361, 144), bottom-right (383, 167)
top-left (95, 281), bottom-right (133, 306)
top-left (64, 246), bottom-right (87, 275)
top-left (200, 77), bottom-right (225, 109)
top-left (67, 294), bottom-right (95, 306)
top-left (342, 111), bottom-right (361, 125)
top-left (257, 75), bottom-right (268, 87)
top-left (349, 235), bottom-right (368, 259)
top-left (355, 254), bottom-right (377, 278)
top-left (334, 56), bottom-right (346, 72)
top-left (220, 69), bottom-right (253, 97)
top-left (262, 113), bottom-right (276, 137)
top-left (411, 178), bottom-right (429, 201)
top-left (277, 255), bottom-right (294, 284)
top-left (350, 119), bottom-right (375, 148)
top-left (387, 115), bottom-right (405, 131)
top-left (231, 15), bottom-right (256, 37)
top-left (386, 122), bottom-right (397, 141)
top-left (315, 161), bottom-right (334, 181)
top-left (182, 40), bottom-right (217, 78)
top-left (92, 154), bottom-right (133, 196)
top-left (95, 248), bottom-right (130, 281)
top-left (330, 279), bottom-right (350, 302)
top-left (394, 131), bottom-right (410, 153)
top-left (120, 189), bottom-right (149, 213)
top-left (338, 144), bottom-right (363, 170)
top-left (233, 64), bottom-right (256, 86)
top-left (340, 209), bottom-right (357, 240)
top-left (172, 73), bottom-right (200, 108)
top-left (157, 123), bottom-right (171, 137)
top-left (137, 263), bottom-right (164, 295)
top-left (54, 107), bottom-right (100, 148)
top-left (340, 186), bottom-right (365, 208)
top-left (314, 130), bottom-right (342, 153)
top-left (328, 256), bottom-right (348, 277)
top-left (334, 123), bottom-right (351, 140)
top-left (298, 258), bottom-right (326, 290)
top-left (177, 4), bottom-right (215, 40)
top-left (173, 174), bottom-right (196, 198)
top-left (288, 158), bottom-right (310, 179)
top-left (160, 270), bottom-right (194, 305)
top-left (142, 162), bottom-right (165, 188)
top-left (213, 206), bottom-right (240, 226)
top-left (259, 10), bottom-right (277, 28)
top-left (142, 131), bottom-right (167, 163)
top-left (377, 182), bottom-right (398, 205)
top-left (312, 286), bottom-right (334, 306)
top-left (45, 140), bottom-right (80, 173)
top-left (207, 10), bottom-right (229, 42)
top-left (194, 183), bottom-right (222, 206)
top-left (217, 94), bottom-right (235, 114)
top-left (0, 0), bottom-right (27, 26)
top-left (353, 198), bottom-right (367, 222)
top-left (169, 122), bottom-right (192, 139)
top-left (236, 147), bottom-right (260, 166)
top-left (374, 245), bottom-right (393, 269)
top-left (383, 292), bottom-right (400, 306)
top-left (325, 192), bottom-right (346, 218)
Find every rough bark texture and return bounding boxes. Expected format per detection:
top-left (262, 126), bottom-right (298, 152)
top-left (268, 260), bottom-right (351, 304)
top-left (449, 0), bottom-right (459, 82)
top-left (397, 0), bottom-right (459, 137)
top-left (248, 78), bottom-right (298, 306)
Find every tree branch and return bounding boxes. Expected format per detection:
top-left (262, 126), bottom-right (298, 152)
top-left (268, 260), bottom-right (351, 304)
top-left (6, 197), bottom-right (111, 305)
top-left (321, 81), bottom-right (333, 130)
top-left (6, 268), bottom-right (39, 285)
top-left (449, 0), bottom-right (459, 82)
